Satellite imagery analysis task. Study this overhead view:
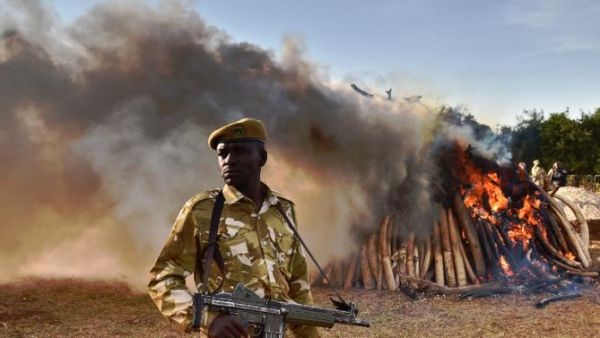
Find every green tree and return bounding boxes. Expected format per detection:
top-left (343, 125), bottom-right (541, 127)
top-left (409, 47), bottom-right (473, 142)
top-left (436, 105), bottom-right (600, 174)
top-left (510, 109), bottom-right (545, 167)
top-left (539, 112), bottom-right (585, 173)
top-left (579, 108), bottom-right (600, 172)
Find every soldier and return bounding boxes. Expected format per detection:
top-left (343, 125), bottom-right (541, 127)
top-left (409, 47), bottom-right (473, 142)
top-left (530, 159), bottom-right (548, 191)
top-left (148, 118), bottom-right (319, 337)
top-left (547, 161), bottom-right (567, 196)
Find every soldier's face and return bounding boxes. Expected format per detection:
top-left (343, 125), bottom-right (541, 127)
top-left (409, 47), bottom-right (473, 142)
top-left (216, 142), bottom-right (266, 187)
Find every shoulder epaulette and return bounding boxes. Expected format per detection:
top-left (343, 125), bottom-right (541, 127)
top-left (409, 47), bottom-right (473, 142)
top-left (272, 190), bottom-right (295, 206)
top-left (184, 189), bottom-right (220, 209)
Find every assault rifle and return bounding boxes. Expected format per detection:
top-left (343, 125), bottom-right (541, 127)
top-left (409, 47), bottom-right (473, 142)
top-left (192, 283), bottom-right (370, 337)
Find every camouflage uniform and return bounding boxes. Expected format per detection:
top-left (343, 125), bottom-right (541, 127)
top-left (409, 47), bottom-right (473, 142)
top-left (531, 163), bottom-right (547, 189)
top-left (148, 183), bottom-right (318, 337)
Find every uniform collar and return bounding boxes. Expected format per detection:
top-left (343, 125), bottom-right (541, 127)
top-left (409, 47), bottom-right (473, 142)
top-left (222, 183), bottom-right (279, 207)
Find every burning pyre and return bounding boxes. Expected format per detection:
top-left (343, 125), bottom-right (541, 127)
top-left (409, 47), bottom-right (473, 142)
top-left (314, 143), bottom-right (597, 297)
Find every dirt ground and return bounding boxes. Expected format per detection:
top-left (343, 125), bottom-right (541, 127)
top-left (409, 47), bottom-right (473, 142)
top-left (0, 241), bottom-right (598, 338)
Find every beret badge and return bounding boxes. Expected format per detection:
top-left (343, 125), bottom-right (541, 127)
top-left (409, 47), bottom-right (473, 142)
top-left (232, 126), bottom-right (245, 138)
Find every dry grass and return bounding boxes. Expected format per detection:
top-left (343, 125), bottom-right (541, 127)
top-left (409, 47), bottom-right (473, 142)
top-left (1, 243), bottom-right (598, 338)
top-left (314, 285), bottom-right (600, 338)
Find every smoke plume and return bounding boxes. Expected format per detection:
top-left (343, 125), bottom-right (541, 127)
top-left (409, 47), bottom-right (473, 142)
top-left (0, 0), bottom-right (444, 288)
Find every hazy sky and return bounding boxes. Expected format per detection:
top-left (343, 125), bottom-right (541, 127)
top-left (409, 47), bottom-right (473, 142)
top-left (53, 0), bottom-right (600, 126)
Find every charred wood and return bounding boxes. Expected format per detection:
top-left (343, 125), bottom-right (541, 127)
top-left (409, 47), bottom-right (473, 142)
top-left (452, 192), bottom-right (486, 277)
top-left (535, 293), bottom-right (582, 308)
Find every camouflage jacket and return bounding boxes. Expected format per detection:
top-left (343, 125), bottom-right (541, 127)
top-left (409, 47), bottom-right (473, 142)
top-left (148, 183), bottom-right (319, 337)
top-left (531, 165), bottom-right (547, 187)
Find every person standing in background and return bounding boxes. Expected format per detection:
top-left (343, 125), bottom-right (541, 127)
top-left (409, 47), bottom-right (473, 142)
top-left (531, 159), bottom-right (548, 191)
top-left (547, 161), bottom-right (567, 196)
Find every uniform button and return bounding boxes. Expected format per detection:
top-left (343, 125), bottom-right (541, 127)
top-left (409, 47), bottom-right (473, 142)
top-left (274, 293), bottom-right (279, 299)
top-left (226, 252), bottom-right (231, 257)
top-left (262, 240), bottom-right (268, 246)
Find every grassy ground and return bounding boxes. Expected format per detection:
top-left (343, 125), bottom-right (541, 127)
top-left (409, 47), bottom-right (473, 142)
top-left (1, 243), bottom-right (598, 338)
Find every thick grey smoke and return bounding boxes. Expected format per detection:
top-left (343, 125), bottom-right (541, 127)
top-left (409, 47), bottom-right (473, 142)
top-left (0, 0), bottom-right (438, 288)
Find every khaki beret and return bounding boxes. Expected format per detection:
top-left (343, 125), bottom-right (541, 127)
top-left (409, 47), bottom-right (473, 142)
top-left (207, 118), bottom-right (267, 150)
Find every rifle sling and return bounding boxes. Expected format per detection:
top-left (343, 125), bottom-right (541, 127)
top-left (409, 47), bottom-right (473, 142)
top-left (192, 190), bottom-right (225, 329)
top-left (275, 203), bottom-right (350, 309)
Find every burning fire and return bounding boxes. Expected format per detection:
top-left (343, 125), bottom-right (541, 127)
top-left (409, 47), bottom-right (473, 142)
top-left (499, 256), bottom-right (513, 276)
top-left (463, 172), bottom-right (509, 222)
top-left (507, 225), bottom-right (533, 246)
top-left (517, 194), bottom-right (542, 226)
top-left (454, 148), bottom-right (579, 281)
top-left (314, 144), bottom-right (592, 293)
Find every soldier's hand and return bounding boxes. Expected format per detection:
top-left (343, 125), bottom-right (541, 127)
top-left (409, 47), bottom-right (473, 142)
top-left (208, 314), bottom-right (248, 338)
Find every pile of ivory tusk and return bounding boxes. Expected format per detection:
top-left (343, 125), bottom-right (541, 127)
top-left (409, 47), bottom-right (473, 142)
top-left (311, 190), bottom-right (595, 292)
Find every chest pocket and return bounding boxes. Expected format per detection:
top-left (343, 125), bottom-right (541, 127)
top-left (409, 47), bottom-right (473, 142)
top-left (217, 235), bottom-right (251, 281)
top-left (268, 224), bottom-right (296, 269)
top-left (276, 231), bottom-right (295, 255)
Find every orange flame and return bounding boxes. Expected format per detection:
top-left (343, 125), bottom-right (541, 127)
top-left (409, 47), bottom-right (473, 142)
top-left (454, 148), bottom-right (570, 278)
top-left (565, 252), bottom-right (575, 261)
top-left (459, 152), bottom-right (510, 225)
top-left (459, 153), bottom-right (545, 253)
top-left (499, 256), bottom-right (513, 276)
top-left (507, 225), bottom-right (533, 247)
top-left (463, 172), bottom-right (509, 222)
top-left (517, 194), bottom-right (541, 226)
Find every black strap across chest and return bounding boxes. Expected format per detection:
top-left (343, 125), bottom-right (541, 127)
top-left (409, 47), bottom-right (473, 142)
top-left (274, 203), bottom-right (350, 309)
top-left (197, 191), bottom-right (225, 294)
top-left (192, 191), bottom-right (225, 330)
